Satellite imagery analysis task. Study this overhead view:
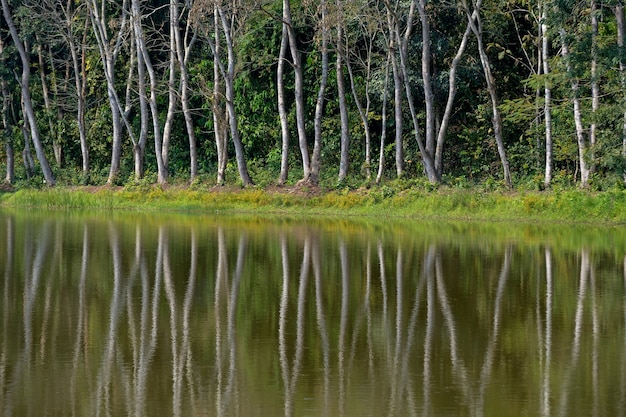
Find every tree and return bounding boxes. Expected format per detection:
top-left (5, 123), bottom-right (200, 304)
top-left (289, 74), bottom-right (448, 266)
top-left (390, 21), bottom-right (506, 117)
top-left (0, 35), bottom-right (14, 183)
top-left (86, 0), bottom-right (132, 185)
top-left (463, 0), bottom-right (512, 188)
top-left (1, 0), bottom-right (55, 185)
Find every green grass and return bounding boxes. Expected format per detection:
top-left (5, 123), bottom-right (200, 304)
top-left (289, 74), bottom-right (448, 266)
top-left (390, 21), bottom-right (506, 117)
top-left (2, 184), bottom-right (626, 225)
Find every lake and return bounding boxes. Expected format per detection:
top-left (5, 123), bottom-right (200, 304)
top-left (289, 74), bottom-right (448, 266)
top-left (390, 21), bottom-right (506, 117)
top-left (1, 210), bottom-right (625, 416)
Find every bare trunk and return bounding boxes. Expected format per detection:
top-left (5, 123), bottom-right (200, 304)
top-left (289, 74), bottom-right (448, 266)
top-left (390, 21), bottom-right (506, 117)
top-left (126, 31), bottom-right (149, 180)
top-left (284, 0), bottom-right (310, 182)
top-left (616, 3), bottom-right (626, 183)
top-left (376, 52), bottom-right (391, 185)
top-left (87, 0), bottom-right (131, 185)
top-left (542, 4), bottom-right (553, 188)
top-left (132, 0), bottom-right (168, 184)
top-left (560, 28), bottom-right (591, 187)
top-left (173, 5), bottom-right (198, 181)
top-left (434, 21), bottom-right (472, 176)
top-left (161, 0), bottom-right (180, 172)
top-left (336, 14), bottom-right (350, 183)
top-left (589, 0), bottom-right (599, 174)
top-left (310, 0), bottom-right (329, 185)
top-left (68, 17), bottom-right (90, 175)
top-left (277, 22), bottom-right (289, 185)
top-left (466, 3), bottom-right (512, 188)
top-left (1, 0), bottom-right (55, 185)
top-left (0, 37), bottom-right (14, 184)
top-left (213, 7), bottom-right (228, 186)
top-left (386, 7), bottom-right (404, 178)
top-left (37, 40), bottom-right (62, 167)
top-left (216, 6), bottom-right (253, 186)
top-left (345, 34), bottom-right (373, 181)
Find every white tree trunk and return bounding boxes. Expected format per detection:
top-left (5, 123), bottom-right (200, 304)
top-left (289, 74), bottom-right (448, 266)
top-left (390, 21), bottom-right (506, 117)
top-left (1, 0), bottom-right (55, 185)
top-left (466, 2), bottom-right (512, 188)
top-left (284, 0), bottom-right (310, 182)
top-left (560, 28), bottom-right (591, 187)
top-left (541, 3), bottom-right (553, 188)
top-left (311, 0), bottom-right (329, 185)
top-left (277, 22), bottom-right (289, 185)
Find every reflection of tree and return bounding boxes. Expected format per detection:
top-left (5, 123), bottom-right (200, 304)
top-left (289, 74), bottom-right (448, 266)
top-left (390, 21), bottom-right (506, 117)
top-left (0, 215), bottom-right (13, 411)
top-left (558, 249), bottom-right (591, 417)
top-left (279, 232), bottom-right (310, 417)
top-left (215, 228), bottom-right (247, 417)
top-left (437, 245), bottom-right (511, 417)
top-left (4, 220), bottom-right (52, 415)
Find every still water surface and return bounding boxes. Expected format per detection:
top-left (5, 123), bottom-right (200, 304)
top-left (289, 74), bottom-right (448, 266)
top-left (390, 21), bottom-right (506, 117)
top-left (1, 211), bottom-right (625, 416)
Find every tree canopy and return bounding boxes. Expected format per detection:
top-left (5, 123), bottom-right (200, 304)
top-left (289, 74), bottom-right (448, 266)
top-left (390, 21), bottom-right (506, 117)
top-left (1, 0), bottom-right (625, 190)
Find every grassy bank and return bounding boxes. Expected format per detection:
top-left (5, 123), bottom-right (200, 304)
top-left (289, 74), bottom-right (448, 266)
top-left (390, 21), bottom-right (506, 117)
top-left (2, 183), bottom-right (626, 224)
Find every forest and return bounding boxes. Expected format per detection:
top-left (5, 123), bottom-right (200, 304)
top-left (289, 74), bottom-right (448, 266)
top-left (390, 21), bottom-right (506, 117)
top-left (1, 0), bottom-right (626, 190)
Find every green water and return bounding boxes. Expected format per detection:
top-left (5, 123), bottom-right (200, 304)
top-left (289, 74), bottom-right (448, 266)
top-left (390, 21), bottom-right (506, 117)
top-left (1, 211), bottom-right (625, 416)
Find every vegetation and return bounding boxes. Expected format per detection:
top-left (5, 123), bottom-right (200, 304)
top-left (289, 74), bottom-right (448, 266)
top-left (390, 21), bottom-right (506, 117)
top-left (1, 0), bottom-right (626, 194)
top-left (3, 178), bottom-right (626, 225)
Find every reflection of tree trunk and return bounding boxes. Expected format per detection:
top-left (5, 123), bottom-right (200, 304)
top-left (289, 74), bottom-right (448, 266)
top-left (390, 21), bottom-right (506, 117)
top-left (376, 54), bottom-right (390, 184)
top-left (4, 222), bottom-right (51, 414)
top-left (477, 246), bottom-right (511, 415)
top-left (312, 232), bottom-right (330, 416)
top-left (215, 227), bottom-right (228, 417)
top-left (95, 224), bottom-right (128, 415)
top-left (541, 248), bottom-right (553, 417)
top-left (338, 238), bottom-right (349, 417)
top-left (215, 229), bottom-right (246, 416)
top-left (132, 225), bottom-right (159, 417)
top-left (280, 233), bottom-right (310, 417)
top-left (558, 249), bottom-right (590, 417)
top-left (0, 216), bottom-right (13, 407)
top-left (377, 240), bottom-right (390, 364)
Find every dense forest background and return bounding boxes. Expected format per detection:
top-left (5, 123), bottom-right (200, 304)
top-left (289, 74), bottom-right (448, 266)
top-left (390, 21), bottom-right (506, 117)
top-left (1, 0), bottom-right (625, 190)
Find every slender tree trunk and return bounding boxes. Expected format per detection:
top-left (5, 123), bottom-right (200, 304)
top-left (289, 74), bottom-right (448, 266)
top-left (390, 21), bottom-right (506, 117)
top-left (132, 0), bottom-right (168, 184)
top-left (36, 39), bottom-right (62, 167)
top-left (1, 0), bottom-right (55, 185)
top-left (616, 3), bottom-right (626, 183)
top-left (87, 0), bottom-right (131, 185)
top-left (0, 37), bottom-right (14, 184)
top-left (376, 52), bottom-right (391, 185)
top-left (542, 3), bottom-right (553, 188)
top-left (560, 28), bottom-right (591, 187)
top-left (173, 4), bottom-right (198, 181)
top-left (345, 29), bottom-right (374, 182)
top-left (466, 2), bottom-right (512, 188)
top-left (20, 98), bottom-right (35, 178)
top-left (336, 7), bottom-right (350, 183)
top-left (434, 21), bottom-right (472, 176)
top-left (277, 22), bottom-right (290, 185)
top-left (213, 6), bottom-right (228, 186)
top-left (589, 0), bottom-right (599, 174)
top-left (284, 0), bottom-right (310, 182)
top-left (67, 16), bottom-right (90, 176)
top-left (216, 5), bottom-right (253, 186)
top-left (310, 0), bottom-right (329, 185)
top-left (130, 22), bottom-right (148, 180)
top-left (161, 0), bottom-right (180, 172)
top-left (386, 6), bottom-right (404, 178)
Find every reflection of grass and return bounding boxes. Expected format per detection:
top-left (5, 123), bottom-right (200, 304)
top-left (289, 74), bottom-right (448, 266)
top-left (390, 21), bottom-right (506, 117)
top-left (2, 186), bottom-right (626, 224)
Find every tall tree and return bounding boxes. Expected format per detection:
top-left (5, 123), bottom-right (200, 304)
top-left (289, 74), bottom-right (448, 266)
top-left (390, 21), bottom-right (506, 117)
top-left (335, 0), bottom-right (351, 183)
top-left (309, 0), bottom-right (330, 185)
top-left (0, 35), bottom-right (14, 184)
top-left (86, 0), bottom-right (131, 185)
top-left (131, 0), bottom-right (168, 184)
top-left (172, 0), bottom-right (199, 181)
top-left (540, 0), bottom-right (553, 188)
top-left (1, 0), bottom-right (55, 185)
top-left (463, 0), bottom-right (512, 188)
